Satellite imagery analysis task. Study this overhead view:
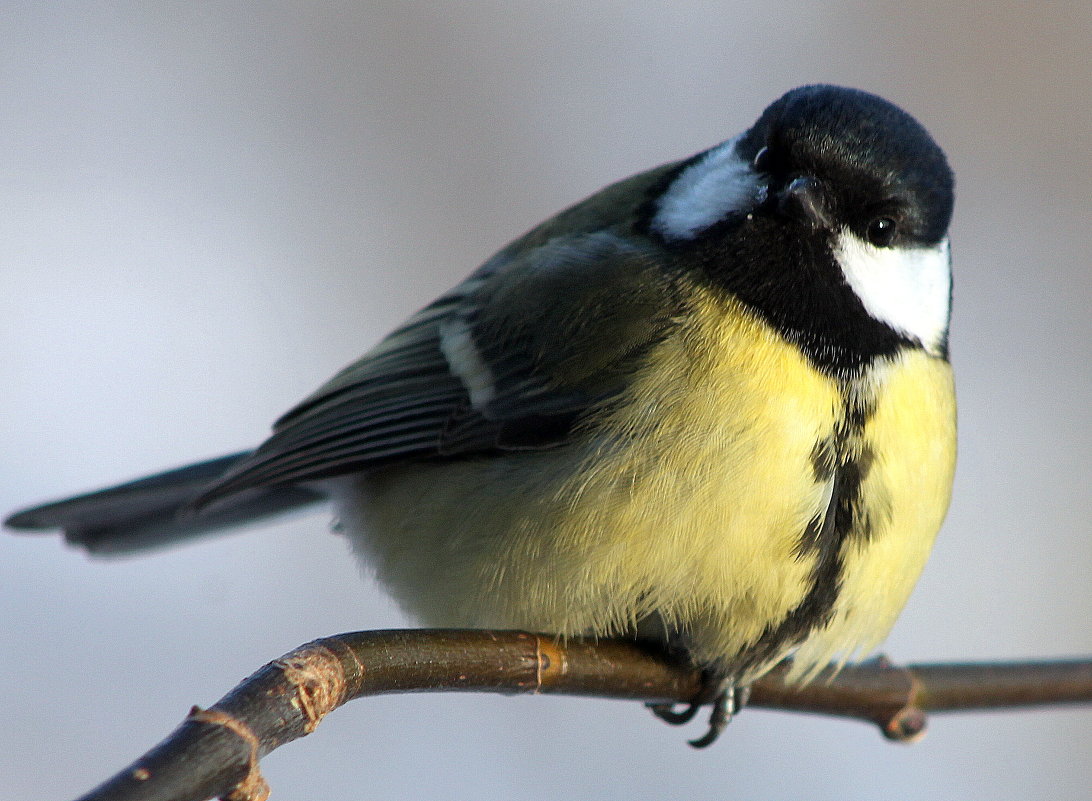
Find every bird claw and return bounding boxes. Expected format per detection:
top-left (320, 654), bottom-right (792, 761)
top-left (647, 700), bottom-right (702, 725)
top-left (687, 684), bottom-right (750, 748)
top-left (647, 674), bottom-right (751, 748)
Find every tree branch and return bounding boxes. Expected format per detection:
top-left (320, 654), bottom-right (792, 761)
top-left (72, 630), bottom-right (1092, 801)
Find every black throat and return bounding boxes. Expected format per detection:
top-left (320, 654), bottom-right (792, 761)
top-left (685, 216), bottom-right (918, 375)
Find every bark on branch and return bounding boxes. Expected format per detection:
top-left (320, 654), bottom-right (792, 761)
top-left (72, 629), bottom-right (1092, 801)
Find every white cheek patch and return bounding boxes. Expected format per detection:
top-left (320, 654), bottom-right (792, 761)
top-left (438, 317), bottom-right (495, 409)
top-left (652, 136), bottom-right (762, 241)
top-left (833, 233), bottom-right (951, 354)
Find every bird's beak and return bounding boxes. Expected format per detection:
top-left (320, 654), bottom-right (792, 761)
top-left (777, 176), bottom-right (833, 230)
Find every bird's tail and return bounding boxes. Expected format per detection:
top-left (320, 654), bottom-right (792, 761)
top-left (4, 452), bottom-right (326, 556)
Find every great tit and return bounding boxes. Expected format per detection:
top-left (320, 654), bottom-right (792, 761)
top-left (7, 84), bottom-right (956, 746)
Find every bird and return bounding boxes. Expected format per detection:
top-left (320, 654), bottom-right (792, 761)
top-left (6, 84), bottom-right (956, 746)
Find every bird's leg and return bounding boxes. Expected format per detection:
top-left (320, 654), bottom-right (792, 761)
top-left (688, 682), bottom-right (750, 748)
top-left (647, 669), bottom-right (751, 747)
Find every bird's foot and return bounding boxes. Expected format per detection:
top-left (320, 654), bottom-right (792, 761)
top-left (647, 672), bottom-right (751, 748)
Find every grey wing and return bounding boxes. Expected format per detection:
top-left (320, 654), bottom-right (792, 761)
top-left (199, 231), bottom-right (679, 506)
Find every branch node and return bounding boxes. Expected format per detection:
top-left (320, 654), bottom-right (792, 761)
top-left (535, 635), bottom-right (566, 690)
top-left (882, 705), bottom-right (928, 742)
top-left (188, 705), bottom-right (268, 801)
top-left (272, 642), bottom-right (349, 732)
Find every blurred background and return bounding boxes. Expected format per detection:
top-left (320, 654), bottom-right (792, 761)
top-left (1, 3), bottom-right (1089, 799)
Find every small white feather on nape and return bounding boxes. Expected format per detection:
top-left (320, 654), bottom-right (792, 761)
top-left (834, 234), bottom-right (951, 355)
top-left (651, 136), bottom-right (762, 241)
top-left (438, 317), bottom-right (496, 408)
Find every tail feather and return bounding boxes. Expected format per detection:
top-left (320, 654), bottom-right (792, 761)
top-left (5, 452), bottom-right (327, 555)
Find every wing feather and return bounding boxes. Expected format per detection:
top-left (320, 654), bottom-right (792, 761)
top-left (199, 230), bottom-right (680, 506)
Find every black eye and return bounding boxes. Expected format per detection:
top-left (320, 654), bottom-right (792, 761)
top-left (866, 216), bottom-right (898, 247)
top-left (753, 146), bottom-right (771, 172)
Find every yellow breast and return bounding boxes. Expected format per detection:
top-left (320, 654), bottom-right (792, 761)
top-left (351, 285), bottom-right (955, 682)
top-left (541, 289), bottom-right (847, 658)
top-left (791, 348), bottom-right (956, 678)
top-left (545, 285), bottom-right (956, 678)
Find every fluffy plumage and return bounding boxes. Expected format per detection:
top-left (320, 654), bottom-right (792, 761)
top-left (7, 85), bottom-right (956, 742)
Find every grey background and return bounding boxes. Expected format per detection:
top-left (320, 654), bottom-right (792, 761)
top-left (1, 3), bottom-right (1089, 799)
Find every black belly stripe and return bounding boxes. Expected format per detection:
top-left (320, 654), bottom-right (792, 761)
top-left (740, 391), bottom-right (880, 674)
